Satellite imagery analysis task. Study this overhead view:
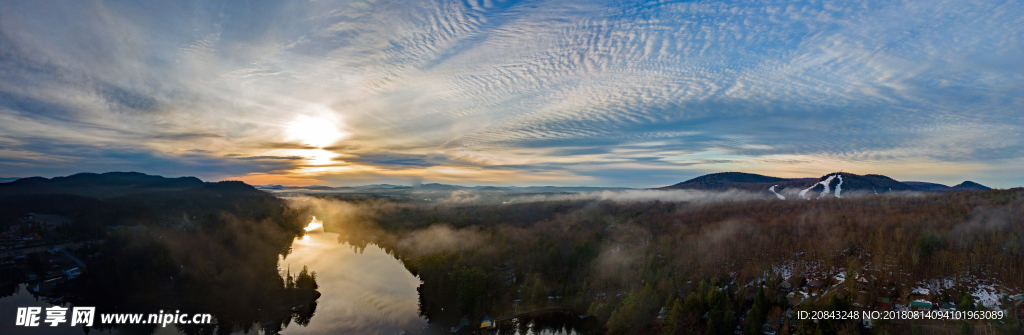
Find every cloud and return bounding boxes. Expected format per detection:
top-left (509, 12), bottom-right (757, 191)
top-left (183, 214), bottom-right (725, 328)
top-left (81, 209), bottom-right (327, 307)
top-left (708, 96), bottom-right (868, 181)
top-left (230, 155), bottom-right (304, 161)
top-left (0, 0), bottom-right (1022, 187)
top-left (345, 153), bottom-right (435, 167)
top-left (250, 142), bottom-right (320, 150)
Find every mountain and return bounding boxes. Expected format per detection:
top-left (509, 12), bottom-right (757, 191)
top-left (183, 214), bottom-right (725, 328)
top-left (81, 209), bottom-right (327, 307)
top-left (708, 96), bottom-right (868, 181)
top-left (414, 183), bottom-right (463, 190)
top-left (951, 181), bottom-right (990, 191)
top-left (0, 172), bottom-right (262, 198)
top-left (660, 172), bottom-right (816, 192)
top-left (661, 172), bottom-right (988, 196)
top-left (661, 172), bottom-right (797, 190)
top-left (0, 177), bottom-right (19, 183)
top-left (902, 180), bottom-right (991, 192)
top-left (902, 181), bottom-right (951, 192)
top-left (830, 173), bottom-right (916, 193)
top-left (0, 172), bottom-right (288, 232)
top-left (353, 184), bottom-right (407, 189)
top-left (255, 182), bottom-right (635, 195)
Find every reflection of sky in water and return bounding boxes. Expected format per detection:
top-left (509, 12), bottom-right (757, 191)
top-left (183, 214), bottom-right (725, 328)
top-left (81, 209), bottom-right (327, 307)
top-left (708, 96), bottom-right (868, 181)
top-left (0, 222), bottom-right (426, 335)
top-left (279, 227), bottom-right (427, 335)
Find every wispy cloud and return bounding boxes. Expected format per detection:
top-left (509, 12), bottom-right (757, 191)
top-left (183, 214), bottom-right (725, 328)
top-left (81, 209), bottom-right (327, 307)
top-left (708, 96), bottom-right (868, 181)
top-left (0, 0), bottom-right (1022, 187)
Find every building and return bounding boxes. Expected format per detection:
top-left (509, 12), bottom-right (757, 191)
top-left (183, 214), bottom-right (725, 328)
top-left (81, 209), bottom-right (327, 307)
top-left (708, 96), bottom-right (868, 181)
top-left (805, 279), bottom-right (827, 294)
top-left (480, 315), bottom-right (495, 329)
top-left (779, 280), bottom-right (794, 292)
top-left (855, 275), bottom-right (876, 291)
top-left (1012, 295), bottom-right (1024, 319)
top-left (909, 301), bottom-right (932, 311)
top-left (876, 297), bottom-right (891, 310)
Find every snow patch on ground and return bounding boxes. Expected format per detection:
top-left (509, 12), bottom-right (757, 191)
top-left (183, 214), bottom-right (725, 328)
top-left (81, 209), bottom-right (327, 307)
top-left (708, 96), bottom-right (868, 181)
top-left (972, 284), bottom-right (1002, 310)
top-left (772, 263), bottom-right (793, 280)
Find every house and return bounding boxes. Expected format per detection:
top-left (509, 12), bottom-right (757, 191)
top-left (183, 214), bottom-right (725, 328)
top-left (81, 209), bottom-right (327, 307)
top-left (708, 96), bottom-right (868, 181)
top-left (909, 301), bottom-right (932, 311)
top-left (480, 315), bottom-right (495, 329)
top-left (1012, 295), bottom-right (1024, 319)
top-left (876, 297), bottom-right (891, 310)
top-left (779, 280), bottom-right (794, 292)
top-left (855, 275), bottom-right (876, 291)
top-left (805, 279), bottom-right (827, 294)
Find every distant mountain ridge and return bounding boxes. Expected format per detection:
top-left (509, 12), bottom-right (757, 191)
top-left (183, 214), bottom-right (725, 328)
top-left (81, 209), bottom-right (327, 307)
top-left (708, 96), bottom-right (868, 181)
top-left (254, 183), bottom-right (631, 194)
top-left (661, 172), bottom-right (809, 191)
top-left (661, 171), bottom-right (991, 195)
top-left (0, 172), bottom-right (263, 198)
top-left (951, 181), bottom-right (991, 191)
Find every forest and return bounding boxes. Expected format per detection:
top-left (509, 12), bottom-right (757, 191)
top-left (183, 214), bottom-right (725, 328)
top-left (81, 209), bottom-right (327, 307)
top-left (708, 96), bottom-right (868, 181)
top-left (297, 188), bottom-right (1024, 334)
top-left (1, 174), bottom-right (320, 335)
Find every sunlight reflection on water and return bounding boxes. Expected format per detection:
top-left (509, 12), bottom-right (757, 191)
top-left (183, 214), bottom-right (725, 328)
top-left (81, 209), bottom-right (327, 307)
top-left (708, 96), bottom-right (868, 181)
top-left (302, 216), bottom-right (323, 231)
top-left (279, 218), bottom-right (428, 335)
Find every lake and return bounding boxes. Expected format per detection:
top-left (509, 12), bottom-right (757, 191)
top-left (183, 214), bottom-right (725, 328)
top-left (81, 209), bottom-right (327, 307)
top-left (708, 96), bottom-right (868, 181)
top-left (278, 223), bottom-right (428, 335)
top-left (0, 217), bottom-right (594, 335)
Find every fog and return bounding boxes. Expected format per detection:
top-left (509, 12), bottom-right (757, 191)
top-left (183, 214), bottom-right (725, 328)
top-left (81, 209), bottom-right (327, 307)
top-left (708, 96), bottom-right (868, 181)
top-left (396, 224), bottom-right (486, 257)
top-left (505, 189), bottom-right (771, 204)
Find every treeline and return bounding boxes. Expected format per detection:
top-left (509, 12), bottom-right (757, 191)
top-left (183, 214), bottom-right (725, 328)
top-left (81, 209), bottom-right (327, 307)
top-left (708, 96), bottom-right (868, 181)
top-left (307, 189), bottom-right (1024, 334)
top-left (0, 185), bottom-right (319, 335)
top-left (0, 182), bottom-right (297, 238)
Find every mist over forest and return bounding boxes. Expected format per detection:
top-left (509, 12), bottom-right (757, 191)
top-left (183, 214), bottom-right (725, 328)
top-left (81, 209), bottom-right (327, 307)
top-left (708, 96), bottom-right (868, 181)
top-left (290, 185), bottom-right (1024, 334)
top-left (1, 171), bottom-right (1022, 334)
top-left (3, 0), bottom-right (1023, 333)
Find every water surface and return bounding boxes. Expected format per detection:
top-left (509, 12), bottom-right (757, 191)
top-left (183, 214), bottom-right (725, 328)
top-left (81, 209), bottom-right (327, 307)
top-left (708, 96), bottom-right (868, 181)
top-left (279, 225), bottom-right (428, 335)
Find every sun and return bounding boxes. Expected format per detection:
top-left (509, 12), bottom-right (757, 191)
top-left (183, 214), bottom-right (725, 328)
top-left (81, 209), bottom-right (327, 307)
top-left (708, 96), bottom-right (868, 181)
top-left (285, 113), bottom-right (347, 148)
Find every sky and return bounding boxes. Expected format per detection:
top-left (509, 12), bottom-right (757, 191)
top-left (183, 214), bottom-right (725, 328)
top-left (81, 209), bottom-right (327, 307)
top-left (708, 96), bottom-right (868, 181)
top-left (0, 0), bottom-right (1022, 188)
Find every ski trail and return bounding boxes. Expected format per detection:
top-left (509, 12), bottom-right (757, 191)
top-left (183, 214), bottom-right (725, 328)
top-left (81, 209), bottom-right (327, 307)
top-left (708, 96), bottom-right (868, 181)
top-left (769, 185), bottom-right (786, 200)
top-left (818, 175), bottom-right (836, 198)
top-left (799, 175), bottom-right (838, 199)
top-left (798, 183), bottom-right (814, 199)
top-left (834, 175), bottom-right (843, 198)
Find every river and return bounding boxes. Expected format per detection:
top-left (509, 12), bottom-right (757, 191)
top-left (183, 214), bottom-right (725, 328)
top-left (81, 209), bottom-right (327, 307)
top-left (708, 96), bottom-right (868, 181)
top-left (278, 221), bottom-right (428, 334)
top-left (0, 217), bottom-right (594, 335)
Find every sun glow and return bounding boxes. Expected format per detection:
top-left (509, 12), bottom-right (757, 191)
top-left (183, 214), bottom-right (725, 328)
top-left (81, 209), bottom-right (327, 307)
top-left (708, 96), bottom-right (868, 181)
top-left (285, 109), bottom-right (347, 148)
top-left (304, 216), bottom-right (324, 231)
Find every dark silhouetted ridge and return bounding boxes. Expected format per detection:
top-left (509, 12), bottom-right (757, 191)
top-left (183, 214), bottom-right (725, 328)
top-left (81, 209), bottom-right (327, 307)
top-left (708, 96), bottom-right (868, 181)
top-left (661, 171), bottom-right (988, 195)
top-left (903, 181), bottom-right (950, 192)
top-left (0, 172), bottom-right (261, 198)
top-left (951, 181), bottom-right (990, 191)
top-left (661, 172), bottom-right (791, 190)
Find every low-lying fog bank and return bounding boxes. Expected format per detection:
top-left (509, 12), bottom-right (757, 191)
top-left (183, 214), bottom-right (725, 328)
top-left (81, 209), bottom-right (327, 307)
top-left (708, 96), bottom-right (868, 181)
top-left (287, 188), bottom-right (1024, 334)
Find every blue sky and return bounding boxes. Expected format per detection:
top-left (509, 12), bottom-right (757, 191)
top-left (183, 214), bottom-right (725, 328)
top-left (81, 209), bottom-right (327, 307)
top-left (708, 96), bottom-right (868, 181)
top-left (1, 0), bottom-right (1022, 187)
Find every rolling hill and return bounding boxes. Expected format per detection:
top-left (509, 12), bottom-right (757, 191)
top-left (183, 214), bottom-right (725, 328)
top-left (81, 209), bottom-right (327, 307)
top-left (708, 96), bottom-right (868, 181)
top-left (661, 172), bottom-right (990, 196)
top-left (0, 172), bottom-right (263, 198)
